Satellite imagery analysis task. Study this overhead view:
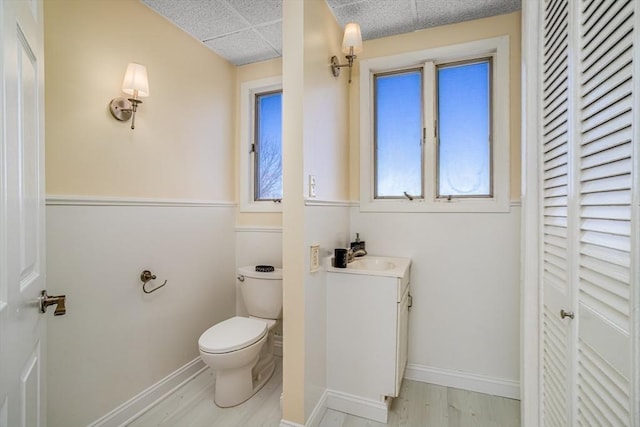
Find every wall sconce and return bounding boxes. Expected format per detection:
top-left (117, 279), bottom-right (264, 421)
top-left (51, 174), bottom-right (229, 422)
top-left (330, 22), bottom-right (363, 84)
top-left (109, 62), bottom-right (149, 130)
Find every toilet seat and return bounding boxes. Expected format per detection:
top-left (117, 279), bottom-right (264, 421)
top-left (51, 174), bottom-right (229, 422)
top-left (199, 316), bottom-right (267, 354)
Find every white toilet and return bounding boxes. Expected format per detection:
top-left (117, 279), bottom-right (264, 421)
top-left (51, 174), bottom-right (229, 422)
top-left (198, 266), bottom-right (282, 408)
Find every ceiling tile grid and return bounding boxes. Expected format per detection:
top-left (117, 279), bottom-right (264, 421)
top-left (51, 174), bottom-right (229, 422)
top-left (141, 0), bottom-right (521, 66)
top-left (204, 28), bottom-right (280, 65)
top-left (414, 0), bottom-right (521, 28)
top-left (328, 0), bottom-right (419, 40)
top-left (142, 0), bottom-right (247, 40)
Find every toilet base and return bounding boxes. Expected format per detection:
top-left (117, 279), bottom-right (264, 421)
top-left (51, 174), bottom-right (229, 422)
top-left (214, 356), bottom-right (275, 408)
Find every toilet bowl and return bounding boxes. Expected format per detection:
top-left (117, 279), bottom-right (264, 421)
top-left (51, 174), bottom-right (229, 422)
top-left (198, 266), bottom-right (282, 407)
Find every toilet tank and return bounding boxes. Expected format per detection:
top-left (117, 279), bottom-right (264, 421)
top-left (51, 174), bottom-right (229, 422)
top-left (238, 266), bottom-right (283, 319)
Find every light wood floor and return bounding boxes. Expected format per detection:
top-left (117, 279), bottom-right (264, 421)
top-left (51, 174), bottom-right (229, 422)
top-left (129, 357), bottom-right (520, 427)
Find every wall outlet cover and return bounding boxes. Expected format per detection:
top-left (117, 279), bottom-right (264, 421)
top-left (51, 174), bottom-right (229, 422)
top-left (310, 244), bottom-right (320, 272)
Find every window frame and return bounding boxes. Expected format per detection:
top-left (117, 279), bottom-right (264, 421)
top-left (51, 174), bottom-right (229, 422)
top-left (239, 76), bottom-right (283, 213)
top-left (359, 37), bottom-right (510, 212)
top-left (435, 57), bottom-right (493, 200)
top-left (373, 67), bottom-right (425, 200)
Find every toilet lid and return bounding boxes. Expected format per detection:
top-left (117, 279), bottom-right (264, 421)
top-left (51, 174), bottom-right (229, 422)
top-left (199, 316), bottom-right (267, 354)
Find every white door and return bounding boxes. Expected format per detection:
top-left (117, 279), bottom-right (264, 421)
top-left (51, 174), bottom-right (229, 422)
top-left (575, 0), bottom-right (635, 423)
top-left (541, 0), bottom-right (573, 424)
top-left (0, 0), bottom-right (47, 426)
top-left (540, 0), bottom-right (638, 425)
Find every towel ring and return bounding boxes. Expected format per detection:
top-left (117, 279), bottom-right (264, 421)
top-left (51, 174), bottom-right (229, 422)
top-left (140, 270), bottom-right (167, 294)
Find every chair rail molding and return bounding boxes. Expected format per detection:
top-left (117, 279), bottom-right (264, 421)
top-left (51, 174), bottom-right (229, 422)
top-left (46, 195), bottom-right (236, 207)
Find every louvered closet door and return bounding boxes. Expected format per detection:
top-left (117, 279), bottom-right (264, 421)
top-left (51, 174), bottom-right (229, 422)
top-left (540, 0), bottom-right (637, 425)
top-left (541, 0), bottom-right (572, 425)
top-left (576, 0), bottom-right (635, 424)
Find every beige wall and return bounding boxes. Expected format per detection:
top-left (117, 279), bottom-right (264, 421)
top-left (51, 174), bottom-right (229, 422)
top-left (45, 0), bottom-right (235, 200)
top-left (348, 12), bottom-right (522, 201)
top-left (282, 0), bottom-right (350, 423)
top-left (235, 58), bottom-right (283, 227)
top-left (302, 3), bottom-right (350, 202)
top-left (282, 0), bottom-right (306, 423)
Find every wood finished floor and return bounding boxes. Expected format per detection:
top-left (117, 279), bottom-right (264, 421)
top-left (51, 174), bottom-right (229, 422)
top-left (128, 357), bottom-right (520, 427)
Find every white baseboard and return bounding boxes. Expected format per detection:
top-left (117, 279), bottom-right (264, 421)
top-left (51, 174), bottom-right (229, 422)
top-left (404, 363), bottom-right (520, 400)
top-left (279, 421), bottom-right (305, 427)
top-left (279, 388), bottom-right (327, 427)
top-left (305, 389), bottom-right (328, 427)
top-left (325, 389), bottom-right (389, 423)
top-left (88, 357), bottom-right (207, 427)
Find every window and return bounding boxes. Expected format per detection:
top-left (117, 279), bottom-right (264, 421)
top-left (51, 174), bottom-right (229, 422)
top-left (360, 37), bottom-right (509, 212)
top-left (374, 69), bottom-right (423, 199)
top-left (436, 59), bottom-right (491, 198)
top-left (240, 77), bottom-right (282, 212)
top-left (254, 90), bottom-right (282, 201)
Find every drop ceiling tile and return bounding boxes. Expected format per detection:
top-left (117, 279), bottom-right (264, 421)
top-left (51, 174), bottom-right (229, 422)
top-left (332, 0), bottom-right (417, 40)
top-left (204, 29), bottom-right (279, 65)
top-left (416, 0), bottom-right (521, 28)
top-left (142, 0), bottom-right (248, 40)
top-left (256, 21), bottom-right (282, 54)
top-left (225, 0), bottom-right (282, 25)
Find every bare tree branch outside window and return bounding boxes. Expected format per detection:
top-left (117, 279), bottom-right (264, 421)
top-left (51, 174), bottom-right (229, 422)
top-left (256, 135), bottom-right (282, 199)
top-left (255, 91), bottom-right (282, 200)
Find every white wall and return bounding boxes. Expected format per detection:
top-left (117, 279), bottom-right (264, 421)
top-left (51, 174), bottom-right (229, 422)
top-left (304, 204), bottom-right (351, 417)
top-left (46, 203), bottom-right (236, 427)
top-left (350, 206), bottom-right (521, 395)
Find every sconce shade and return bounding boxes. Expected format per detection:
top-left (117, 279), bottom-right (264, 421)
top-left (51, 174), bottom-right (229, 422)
top-left (342, 22), bottom-right (362, 54)
top-left (121, 62), bottom-right (149, 98)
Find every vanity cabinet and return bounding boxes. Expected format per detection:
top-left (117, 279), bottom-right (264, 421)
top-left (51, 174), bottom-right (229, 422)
top-left (326, 257), bottom-right (411, 422)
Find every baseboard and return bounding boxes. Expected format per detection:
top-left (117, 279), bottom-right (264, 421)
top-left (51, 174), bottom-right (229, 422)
top-left (88, 357), bottom-right (207, 427)
top-left (325, 389), bottom-right (389, 423)
top-left (305, 389), bottom-right (328, 427)
top-left (280, 421), bottom-right (305, 427)
top-left (279, 388), bottom-right (327, 427)
top-left (404, 363), bottom-right (520, 400)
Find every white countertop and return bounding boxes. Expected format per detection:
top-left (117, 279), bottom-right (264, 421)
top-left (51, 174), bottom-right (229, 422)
top-left (326, 255), bottom-right (411, 278)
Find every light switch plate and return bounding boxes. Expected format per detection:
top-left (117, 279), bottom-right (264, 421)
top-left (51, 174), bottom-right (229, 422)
top-left (310, 244), bottom-right (320, 272)
top-left (309, 175), bottom-right (317, 198)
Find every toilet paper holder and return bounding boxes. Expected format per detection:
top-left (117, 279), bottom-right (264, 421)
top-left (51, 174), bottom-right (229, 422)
top-left (140, 270), bottom-right (167, 294)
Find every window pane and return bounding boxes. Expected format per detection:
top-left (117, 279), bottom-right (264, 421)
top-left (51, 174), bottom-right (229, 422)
top-left (437, 60), bottom-right (491, 197)
top-left (374, 70), bottom-right (423, 198)
top-left (255, 91), bottom-right (282, 200)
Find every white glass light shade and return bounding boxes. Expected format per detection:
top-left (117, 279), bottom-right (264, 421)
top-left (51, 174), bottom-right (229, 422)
top-left (342, 22), bottom-right (362, 55)
top-left (121, 62), bottom-right (149, 98)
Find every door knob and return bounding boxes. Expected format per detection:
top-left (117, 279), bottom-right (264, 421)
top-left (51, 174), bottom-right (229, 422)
top-left (560, 309), bottom-right (574, 320)
top-left (39, 290), bottom-right (66, 316)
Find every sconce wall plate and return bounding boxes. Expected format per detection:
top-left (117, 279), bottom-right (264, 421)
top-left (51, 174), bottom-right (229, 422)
top-left (331, 56), bottom-right (341, 77)
top-left (109, 97), bottom-right (133, 121)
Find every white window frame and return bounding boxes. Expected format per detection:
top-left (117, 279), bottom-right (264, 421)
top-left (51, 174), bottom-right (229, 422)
top-left (359, 36), bottom-right (510, 213)
top-left (239, 76), bottom-right (283, 213)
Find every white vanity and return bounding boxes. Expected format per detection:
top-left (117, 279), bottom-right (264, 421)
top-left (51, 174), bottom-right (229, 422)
top-left (326, 256), bottom-right (411, 423)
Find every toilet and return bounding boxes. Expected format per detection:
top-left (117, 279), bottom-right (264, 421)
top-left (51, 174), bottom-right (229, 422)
top-left (198, 266), bottom-right (282, 407)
